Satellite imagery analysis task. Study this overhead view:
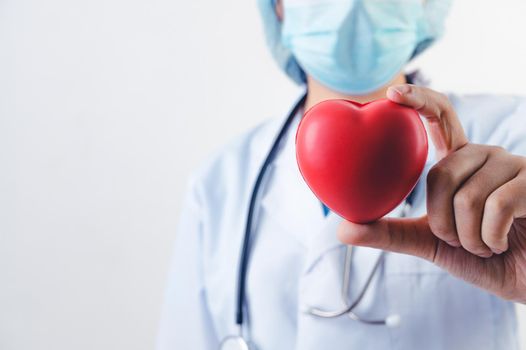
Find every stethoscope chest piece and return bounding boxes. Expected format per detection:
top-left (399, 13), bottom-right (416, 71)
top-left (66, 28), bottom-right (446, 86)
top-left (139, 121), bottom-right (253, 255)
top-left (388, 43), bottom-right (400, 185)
top-left (219, 335), bottom-right (253, 350)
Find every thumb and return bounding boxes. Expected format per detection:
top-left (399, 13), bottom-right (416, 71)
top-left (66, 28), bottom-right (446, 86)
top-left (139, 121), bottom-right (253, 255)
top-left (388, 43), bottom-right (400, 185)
top-left (337, 216), bottom-right (439, 262)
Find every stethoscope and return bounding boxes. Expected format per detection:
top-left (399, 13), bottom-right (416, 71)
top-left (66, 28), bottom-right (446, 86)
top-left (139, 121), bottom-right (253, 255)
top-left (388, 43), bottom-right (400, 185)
top-left (219, 93), bottom-right (413, 350)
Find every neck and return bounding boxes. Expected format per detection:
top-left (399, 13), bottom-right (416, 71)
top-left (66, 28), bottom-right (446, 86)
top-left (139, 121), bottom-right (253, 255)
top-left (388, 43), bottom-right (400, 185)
top-left (304, 73), bottom-right (407, 110)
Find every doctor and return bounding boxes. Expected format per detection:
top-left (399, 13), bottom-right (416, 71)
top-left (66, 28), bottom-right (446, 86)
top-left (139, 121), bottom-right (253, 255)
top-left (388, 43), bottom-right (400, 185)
top-left (157, 0), bottom-right (526, 349)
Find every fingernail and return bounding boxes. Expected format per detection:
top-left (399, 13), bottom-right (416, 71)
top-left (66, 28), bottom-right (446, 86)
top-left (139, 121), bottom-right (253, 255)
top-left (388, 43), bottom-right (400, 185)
top-left (446, 239), bottom-right (462, 248)
top-left (479, 251), bottom-right (493, 258)
top-left (490, 248), bottom-right (505, 255)
top-left (389, 85), bottom-right (411, 96)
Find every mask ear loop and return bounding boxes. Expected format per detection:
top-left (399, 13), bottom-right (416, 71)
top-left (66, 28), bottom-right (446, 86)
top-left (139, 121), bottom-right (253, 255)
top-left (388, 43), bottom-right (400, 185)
top-left (412, 0), bottom-right (452, 59)
top-left (411, 37), bottom-right (434, 59)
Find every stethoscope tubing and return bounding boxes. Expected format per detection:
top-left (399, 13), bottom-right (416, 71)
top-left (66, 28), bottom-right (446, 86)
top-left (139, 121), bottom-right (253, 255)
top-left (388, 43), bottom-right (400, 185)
top-left (306, 245), bottom-right (386, 319)
top-left (235, 93), bottom-right (308, 327)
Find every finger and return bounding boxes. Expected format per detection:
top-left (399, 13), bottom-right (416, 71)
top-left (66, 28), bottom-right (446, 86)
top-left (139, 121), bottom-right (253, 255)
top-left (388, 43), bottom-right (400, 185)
top-left (387, 84), bottom-right (468, 159)
top-left (454, 148), bottom-right (522, 256)
top-left (427, 144), bottom-right (489, 247)
top-left (481, 171), bottom-right (526, 253)
top-left (338, 216), bottom-right (440, 262)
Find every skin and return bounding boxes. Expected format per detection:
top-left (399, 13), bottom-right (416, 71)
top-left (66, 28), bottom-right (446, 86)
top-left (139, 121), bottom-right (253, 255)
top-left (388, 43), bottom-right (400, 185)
top-left (275, 0), bottom-right (526, 304)
top-left (338, 86), bottom-right (526, 304)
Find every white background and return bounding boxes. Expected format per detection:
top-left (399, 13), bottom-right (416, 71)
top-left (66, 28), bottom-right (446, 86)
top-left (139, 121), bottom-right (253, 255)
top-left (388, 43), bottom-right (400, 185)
top-left (1, 0), bottom-right (526, 349)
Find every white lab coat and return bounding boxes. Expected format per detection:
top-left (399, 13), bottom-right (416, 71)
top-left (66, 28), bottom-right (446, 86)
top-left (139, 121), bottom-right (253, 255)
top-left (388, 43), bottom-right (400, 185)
top-left (157, 93), bottom-right (526, 350)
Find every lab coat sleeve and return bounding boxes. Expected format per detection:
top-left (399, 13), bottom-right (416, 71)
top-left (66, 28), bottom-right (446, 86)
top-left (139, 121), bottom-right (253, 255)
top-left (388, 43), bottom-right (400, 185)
top-left (156, 178), bottom-right (218, 349)
top-left (482, 97), bottom-right (526, 157)
top-left (501, 98), bottom-right (526, 156)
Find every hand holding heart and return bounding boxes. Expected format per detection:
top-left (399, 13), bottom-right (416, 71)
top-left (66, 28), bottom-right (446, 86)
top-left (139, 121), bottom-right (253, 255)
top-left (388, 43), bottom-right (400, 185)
top-left (338, 85), bottom-right (526, 304)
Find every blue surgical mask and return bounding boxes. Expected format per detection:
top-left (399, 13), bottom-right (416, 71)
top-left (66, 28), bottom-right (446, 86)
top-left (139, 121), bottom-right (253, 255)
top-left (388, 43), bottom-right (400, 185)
top-left (276, 0), bottom-right (451, 94)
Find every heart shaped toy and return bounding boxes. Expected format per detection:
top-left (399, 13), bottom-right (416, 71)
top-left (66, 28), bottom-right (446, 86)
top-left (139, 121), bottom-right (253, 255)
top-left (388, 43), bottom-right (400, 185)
top-left (296, 98), bottom-right (428, 223)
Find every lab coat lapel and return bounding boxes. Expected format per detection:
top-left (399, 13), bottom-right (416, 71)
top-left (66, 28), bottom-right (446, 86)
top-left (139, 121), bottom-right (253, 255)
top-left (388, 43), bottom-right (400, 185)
top-left (259, 113), bottom-right (327, 249)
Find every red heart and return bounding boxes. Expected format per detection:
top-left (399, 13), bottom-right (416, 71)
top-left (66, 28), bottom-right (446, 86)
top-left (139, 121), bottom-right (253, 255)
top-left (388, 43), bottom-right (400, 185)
top-left (296, 98), bottom-right (428, 224)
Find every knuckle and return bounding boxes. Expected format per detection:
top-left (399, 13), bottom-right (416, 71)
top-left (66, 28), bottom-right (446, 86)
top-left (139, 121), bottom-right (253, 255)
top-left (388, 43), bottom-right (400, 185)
top-left (515, 155), bottom-right (526, 168)
top-left (427, 164), bottom-right (455, 190)
top-left (468, 143), bottom-right (484, 152)
top-left (428, 215), bottom-right (456, 238)
top-left (486, 193), bottom-right (512, 214)
top-left (489, 145), bottom-right (506, 155)
top-left (453, 189), bottom-right (481, 211)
